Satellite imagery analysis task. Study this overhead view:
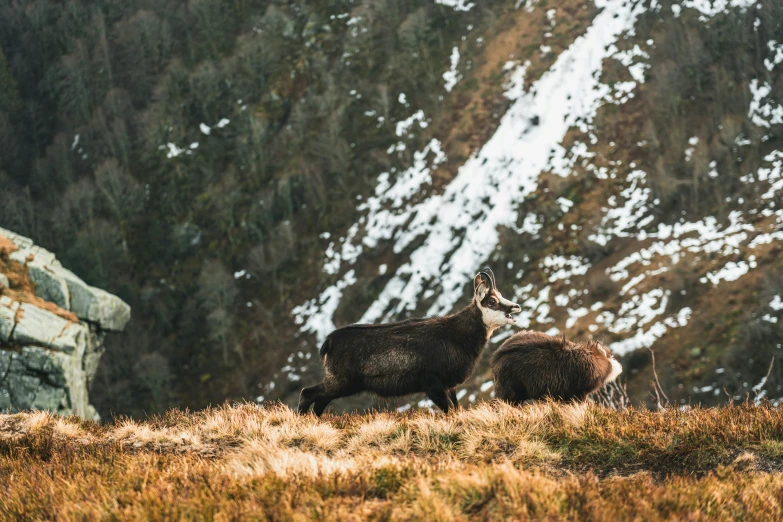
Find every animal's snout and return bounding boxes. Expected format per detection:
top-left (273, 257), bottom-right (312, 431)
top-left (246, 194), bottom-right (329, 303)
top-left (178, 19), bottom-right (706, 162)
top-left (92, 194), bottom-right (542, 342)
top-left (504, 303), bottom-right (522, 322)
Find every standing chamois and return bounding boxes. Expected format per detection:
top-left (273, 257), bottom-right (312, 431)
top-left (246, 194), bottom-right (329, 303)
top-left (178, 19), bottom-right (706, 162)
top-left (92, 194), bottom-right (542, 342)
top-left (298, 268), bottom-right (521, 415)
top-left (491, 331), bottom-right (623, 404)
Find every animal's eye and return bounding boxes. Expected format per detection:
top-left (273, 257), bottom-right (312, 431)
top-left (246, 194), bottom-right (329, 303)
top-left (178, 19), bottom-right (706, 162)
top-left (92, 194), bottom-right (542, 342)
top-left (487, 299), bottom-right (496, 306)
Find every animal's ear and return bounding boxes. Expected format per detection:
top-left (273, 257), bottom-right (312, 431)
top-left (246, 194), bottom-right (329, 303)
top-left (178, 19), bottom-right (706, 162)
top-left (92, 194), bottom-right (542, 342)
top-left (474, 273), bottom-right (488, 301)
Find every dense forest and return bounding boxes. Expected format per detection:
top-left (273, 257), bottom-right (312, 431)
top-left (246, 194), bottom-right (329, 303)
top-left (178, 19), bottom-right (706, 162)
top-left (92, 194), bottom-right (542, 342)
top-left (2, 0), bottom-right (783, 418)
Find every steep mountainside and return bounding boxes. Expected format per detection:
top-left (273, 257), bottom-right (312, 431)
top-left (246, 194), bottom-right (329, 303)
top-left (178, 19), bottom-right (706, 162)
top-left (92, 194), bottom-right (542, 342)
top-left (1, 0), bottom-right (782, 417)
top-left (286, 0), bottom-right (783, 411)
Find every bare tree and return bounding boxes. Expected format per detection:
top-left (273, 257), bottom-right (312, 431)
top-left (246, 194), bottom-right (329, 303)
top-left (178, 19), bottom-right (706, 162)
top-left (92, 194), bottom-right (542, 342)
top-left (197, 259), bottom-right (239, 365)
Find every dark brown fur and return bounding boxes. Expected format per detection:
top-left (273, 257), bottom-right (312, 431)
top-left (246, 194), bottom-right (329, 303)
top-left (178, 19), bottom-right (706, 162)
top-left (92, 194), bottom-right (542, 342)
top-left (491, 331), bottom-right (620, 404)
top-left (298, 273), bottom-right (520, 415)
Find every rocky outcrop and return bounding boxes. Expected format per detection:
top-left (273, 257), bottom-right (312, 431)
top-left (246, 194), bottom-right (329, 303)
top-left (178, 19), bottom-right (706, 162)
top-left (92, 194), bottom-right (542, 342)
top-left (0, 227), bottom-right (130, 420)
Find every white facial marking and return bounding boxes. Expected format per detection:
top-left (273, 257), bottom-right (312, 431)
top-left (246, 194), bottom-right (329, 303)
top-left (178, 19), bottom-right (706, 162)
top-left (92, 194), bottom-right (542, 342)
top-left (480, 306), bottom-right (509, 330)
top-left (477, 290), bottom-right (519, 329)
top-left (605, 358), bottom-right (623, 384)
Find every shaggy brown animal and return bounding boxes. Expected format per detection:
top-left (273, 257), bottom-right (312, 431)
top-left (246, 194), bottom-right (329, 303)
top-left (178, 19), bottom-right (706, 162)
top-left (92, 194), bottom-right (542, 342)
top-left (491, 331), bottom-right (622, 404)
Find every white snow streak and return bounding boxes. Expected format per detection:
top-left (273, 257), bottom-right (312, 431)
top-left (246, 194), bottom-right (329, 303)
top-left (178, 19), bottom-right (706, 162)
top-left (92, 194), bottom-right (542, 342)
top-left (443, 47), bottom-right (462, 92)
top-left (700, 256), bottom-right (757, 285)
top-left (765, 40), bottom-right (783, 71)
top-left (589, 169), bottom-right (653, 246)
top-left (395, 111), bottom-right (427, 137)
top-left (164, 143), bottom-right (185, 158)
top-left (291, 271), bottom-right (357, 343)
top-left (610, 307), bottom-right (692, 355)
top-left (749, 79), bottom-right (783, 128)
top-left (681, 0), bottom-right (758, 21)
top-left (435, 0), bottom-right (475, 12)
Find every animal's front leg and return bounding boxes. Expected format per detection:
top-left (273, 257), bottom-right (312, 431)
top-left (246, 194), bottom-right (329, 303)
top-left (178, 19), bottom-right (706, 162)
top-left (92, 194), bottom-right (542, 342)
top-left (421, 374), bottom-right (452, 413)
top-left (425, 388), bottom-right (452, 413)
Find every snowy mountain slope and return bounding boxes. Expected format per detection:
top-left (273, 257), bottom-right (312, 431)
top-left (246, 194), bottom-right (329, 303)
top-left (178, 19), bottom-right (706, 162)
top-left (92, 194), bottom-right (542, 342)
top-left (278, 0), bottom-right (783, 411)
top-left (294, 0), bottom-right (646, 340)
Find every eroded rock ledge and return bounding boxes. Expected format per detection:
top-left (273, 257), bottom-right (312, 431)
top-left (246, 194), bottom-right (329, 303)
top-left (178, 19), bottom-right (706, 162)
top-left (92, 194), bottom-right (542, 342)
top-left (0, 227), bottom-right (130, 420)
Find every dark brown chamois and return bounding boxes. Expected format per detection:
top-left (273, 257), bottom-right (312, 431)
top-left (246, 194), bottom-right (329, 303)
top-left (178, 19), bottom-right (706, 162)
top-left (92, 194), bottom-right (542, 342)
top-left (491, 331), bottom-right (623, 404)
top-left (298, 268), bottom-right (521, 415)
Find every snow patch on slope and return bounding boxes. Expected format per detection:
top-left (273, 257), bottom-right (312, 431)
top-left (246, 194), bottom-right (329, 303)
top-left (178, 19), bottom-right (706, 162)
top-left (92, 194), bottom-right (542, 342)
top-left (443, 47), bottom-right (462, 92)
top-left (680, 0), bottom-right (759, 21)
top-left (291, 270), bottom-right (357, 344)
top-left (749, 79), bottom-right (783, 128)
top-left (765, 40), bottom-right (783, 71)
top-left (610, 307), bottom-right (692, 354)
top-left (589, 169), bottom-right (654, 246)
top-left (435, 0), bottom-right (475, 12)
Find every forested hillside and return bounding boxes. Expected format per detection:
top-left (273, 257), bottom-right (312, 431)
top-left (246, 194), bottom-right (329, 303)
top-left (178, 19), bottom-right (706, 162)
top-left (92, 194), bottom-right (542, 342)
top-left (1, 0), bottom-right (782, 418)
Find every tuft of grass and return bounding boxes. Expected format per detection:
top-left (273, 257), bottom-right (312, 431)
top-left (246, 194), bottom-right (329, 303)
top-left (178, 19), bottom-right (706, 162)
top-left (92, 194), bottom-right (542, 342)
top-left (2, 402), bottom-right (783, 520)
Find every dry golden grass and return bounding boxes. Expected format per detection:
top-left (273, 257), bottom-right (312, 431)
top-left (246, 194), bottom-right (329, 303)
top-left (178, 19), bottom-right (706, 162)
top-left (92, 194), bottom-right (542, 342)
top-left (2, 402), bottom-right (783, 520)
top-left (0, 235), bottom-right (18, 257)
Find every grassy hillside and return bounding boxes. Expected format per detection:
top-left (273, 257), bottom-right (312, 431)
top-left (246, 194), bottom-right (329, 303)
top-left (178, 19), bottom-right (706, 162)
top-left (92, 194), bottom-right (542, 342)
top-left (2, 402), bottom-right (783, 520)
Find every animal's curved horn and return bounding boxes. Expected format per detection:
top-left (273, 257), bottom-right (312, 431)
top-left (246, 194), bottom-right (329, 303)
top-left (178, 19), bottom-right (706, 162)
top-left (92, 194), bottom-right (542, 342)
top-left (482, 267), bottom-right (496, 290)
top-left (479, 269), bottom-right (494, 292)
top-left (474, 271), bottom-right (487, 291)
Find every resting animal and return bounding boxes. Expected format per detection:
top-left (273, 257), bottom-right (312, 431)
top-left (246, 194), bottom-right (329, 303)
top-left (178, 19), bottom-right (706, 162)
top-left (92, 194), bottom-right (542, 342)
top-left (491, 331), bottom-right (622, 404)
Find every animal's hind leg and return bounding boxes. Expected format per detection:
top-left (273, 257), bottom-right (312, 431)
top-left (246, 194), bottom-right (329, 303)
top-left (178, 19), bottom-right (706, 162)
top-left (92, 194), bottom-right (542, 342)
top-left (494, 379), bottom-right (527, 406)
top-left (309, 379), bottom-right (357, 417)
top-left (448, 388), bottom-right (461, 410)
top-left (312, 399), bottom-right (331, 417)
top-left (298, 383), bottom-right (325, 414)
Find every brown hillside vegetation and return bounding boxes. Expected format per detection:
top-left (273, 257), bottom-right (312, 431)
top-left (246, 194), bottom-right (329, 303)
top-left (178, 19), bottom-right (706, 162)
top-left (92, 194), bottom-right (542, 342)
top-left (2, 402), bottom-right (783, 520)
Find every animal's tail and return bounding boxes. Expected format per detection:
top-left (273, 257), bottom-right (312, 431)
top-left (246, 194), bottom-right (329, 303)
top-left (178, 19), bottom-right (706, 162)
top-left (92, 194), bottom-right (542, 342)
top-left (319, 337), bottom-right (331, 358)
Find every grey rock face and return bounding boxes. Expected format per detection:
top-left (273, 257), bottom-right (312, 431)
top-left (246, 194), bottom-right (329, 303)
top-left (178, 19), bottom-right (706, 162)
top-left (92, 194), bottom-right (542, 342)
top-left (12, 304), bottom-right (87, 354)
top-left (1, 347), bottom-right (70, 414)
top-left (27, 264), bottom-right (70, 309)
top-left (0, 296), bottom-right (19, 342)
top-left (0, 227), bottom-right (130, 420)
top-left (66, 279), bottom-right (131, 332)
top-left (1, 226), bottom-right (130, 332)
